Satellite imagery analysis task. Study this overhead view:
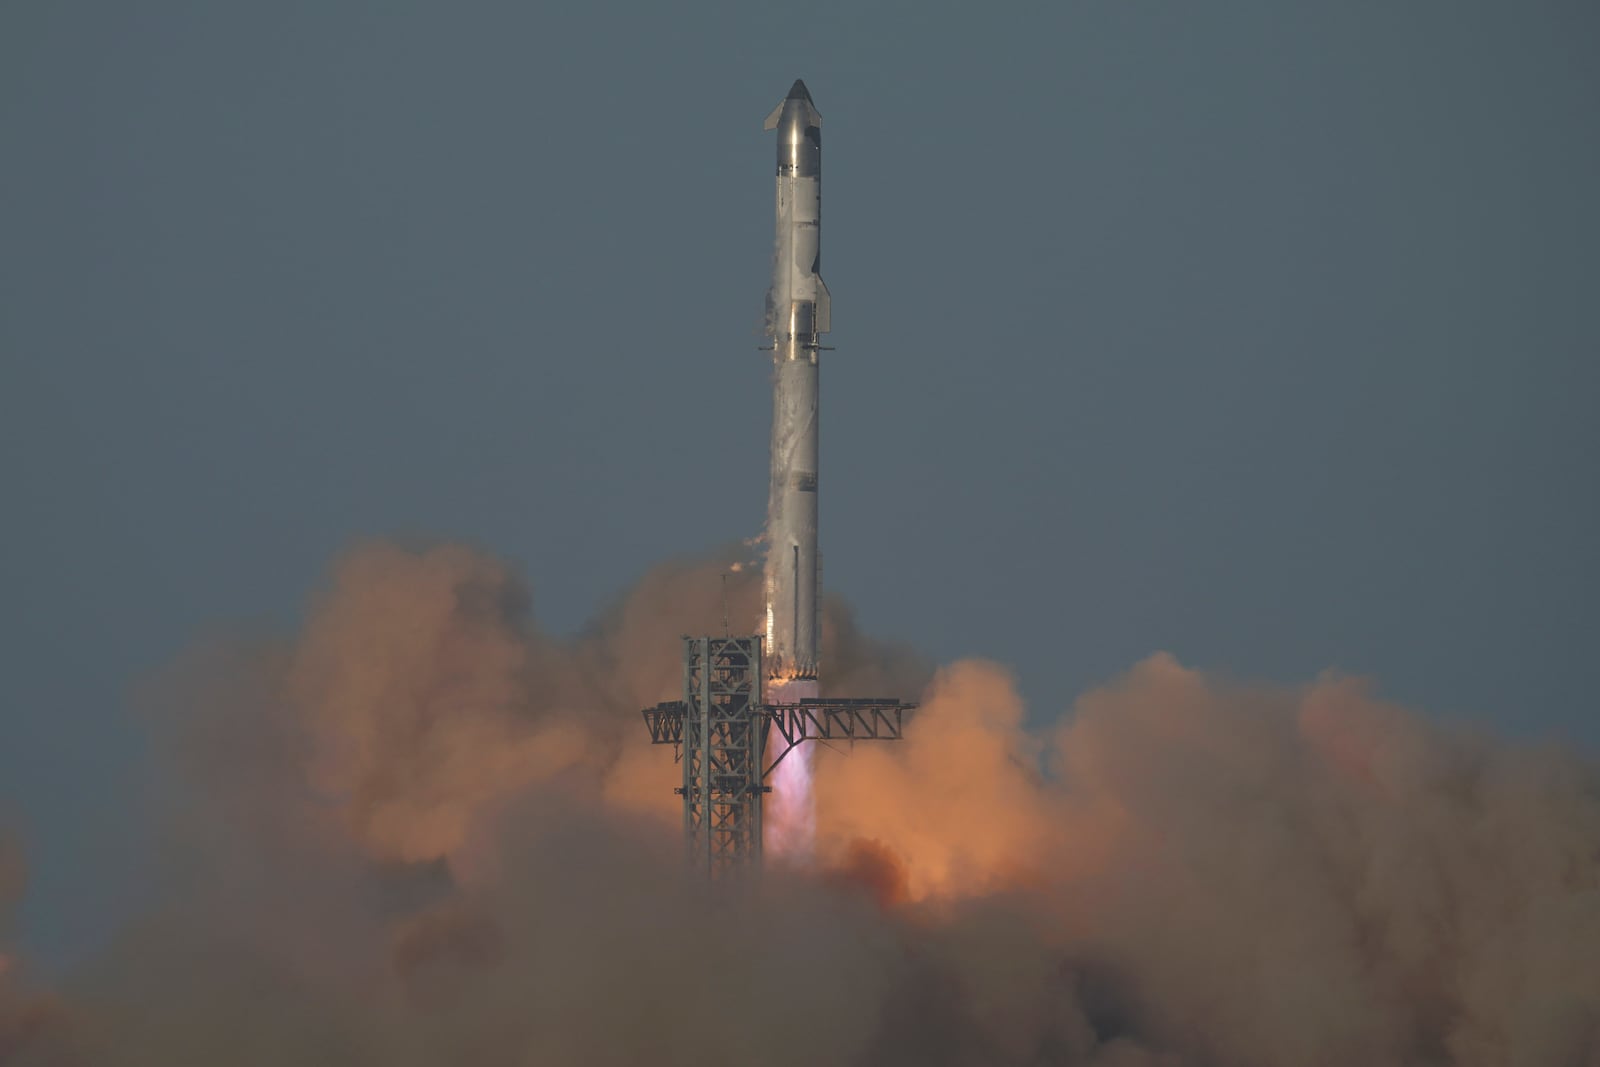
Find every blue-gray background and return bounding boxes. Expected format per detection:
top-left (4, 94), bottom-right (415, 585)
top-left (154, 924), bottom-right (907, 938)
top-left (2, 2), bottom-right (1595, 970)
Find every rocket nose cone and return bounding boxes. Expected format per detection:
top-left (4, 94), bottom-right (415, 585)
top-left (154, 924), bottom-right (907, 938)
top-left (787, 79), bottom-right (813, 102)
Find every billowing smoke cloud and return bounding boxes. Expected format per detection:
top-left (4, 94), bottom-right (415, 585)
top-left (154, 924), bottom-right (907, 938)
top-left (0, 837), bottom-right (66, 1064)
top-left (7, 543), bottom-right (1598, 1066)
top-left (815, 655), bottom-right (1600, 1064)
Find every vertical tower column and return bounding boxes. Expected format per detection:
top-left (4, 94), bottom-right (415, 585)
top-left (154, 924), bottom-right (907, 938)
top-left (679, 636), bottom-right (767, 877)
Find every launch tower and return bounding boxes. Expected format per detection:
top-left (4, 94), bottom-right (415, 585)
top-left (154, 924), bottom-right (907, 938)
top-left (642, 638), bottom-right (908, 876)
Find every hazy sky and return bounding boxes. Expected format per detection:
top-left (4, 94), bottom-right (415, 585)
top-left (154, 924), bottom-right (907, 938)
top-left (2, 1), bottom-right (1595, 968)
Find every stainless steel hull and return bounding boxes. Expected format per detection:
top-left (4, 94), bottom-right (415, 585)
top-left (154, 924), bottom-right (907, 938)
top-left (762, 79), bottom-right (829, 682)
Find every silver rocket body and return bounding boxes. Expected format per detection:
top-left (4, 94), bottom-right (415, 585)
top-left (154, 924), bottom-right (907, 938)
top-left (762, 80), bottom-right (829, 682)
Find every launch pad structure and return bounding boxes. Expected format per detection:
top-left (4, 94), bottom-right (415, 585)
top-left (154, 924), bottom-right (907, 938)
top-left (642, 636), bottom-right (911, 877)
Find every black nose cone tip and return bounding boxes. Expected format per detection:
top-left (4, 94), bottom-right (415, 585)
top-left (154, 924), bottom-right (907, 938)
top-left (787, 79), bottom-right (812, 102)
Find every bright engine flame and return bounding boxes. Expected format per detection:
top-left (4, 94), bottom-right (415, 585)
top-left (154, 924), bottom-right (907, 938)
top-left (765, 677), bottom-right (818, 860)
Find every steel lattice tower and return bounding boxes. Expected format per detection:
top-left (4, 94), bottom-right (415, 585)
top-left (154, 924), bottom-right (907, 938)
top-left (680, 636), bottom-right (766, 876)
top-left (642, 635), bottom-right (911, 876)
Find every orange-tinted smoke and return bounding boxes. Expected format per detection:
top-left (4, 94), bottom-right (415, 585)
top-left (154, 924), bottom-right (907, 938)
top-left (15, 542), bottom-right (1597, 1067)
top-left (812, 660), bottom-right (1064, 901)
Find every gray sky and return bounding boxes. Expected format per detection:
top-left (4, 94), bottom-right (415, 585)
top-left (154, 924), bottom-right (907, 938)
top-left (2, 1), bottom-right (1595, 969)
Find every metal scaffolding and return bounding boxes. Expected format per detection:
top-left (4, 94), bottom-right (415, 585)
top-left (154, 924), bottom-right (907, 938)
top-left (641, 635), bottom-right (912, 877)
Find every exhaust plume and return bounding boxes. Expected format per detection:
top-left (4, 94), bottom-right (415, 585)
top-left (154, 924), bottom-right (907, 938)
top-left (5, 542), bottom-right (1597, 1066)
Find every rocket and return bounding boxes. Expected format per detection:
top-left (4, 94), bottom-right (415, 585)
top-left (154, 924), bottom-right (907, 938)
top-left (762, 79), bottom-right (829, 683)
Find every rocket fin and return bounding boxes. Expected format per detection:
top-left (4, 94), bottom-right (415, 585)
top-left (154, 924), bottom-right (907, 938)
top-left (814, 276), bottom-right (831, 333)
top-left (765, 100), bottom-right (822, 130)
